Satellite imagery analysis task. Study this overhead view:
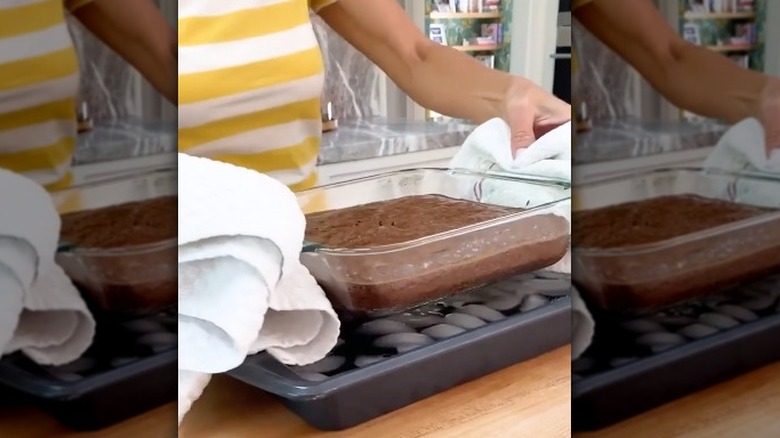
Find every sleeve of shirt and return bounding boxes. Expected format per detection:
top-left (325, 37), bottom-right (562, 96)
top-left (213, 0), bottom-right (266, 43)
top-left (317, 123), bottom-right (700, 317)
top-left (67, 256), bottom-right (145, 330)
top-left (310, 0), bottom-right (339, 13)
top-left (63, 0), bottom-right (94, 13)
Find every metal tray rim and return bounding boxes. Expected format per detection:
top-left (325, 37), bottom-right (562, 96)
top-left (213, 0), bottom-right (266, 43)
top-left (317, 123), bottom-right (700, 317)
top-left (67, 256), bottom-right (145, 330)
top-left (0, 349), bottom-right (177, 401)
top-left (572, 313), bottom-right (780, 398)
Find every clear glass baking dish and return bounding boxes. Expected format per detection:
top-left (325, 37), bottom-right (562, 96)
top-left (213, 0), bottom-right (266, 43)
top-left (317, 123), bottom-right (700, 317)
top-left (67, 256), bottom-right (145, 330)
top-left (52, 168), bottom-right (177, 314)
top-left (297, 168), bottom-right (571, 315)
top-left (572, 167), bottom-right (780, 313)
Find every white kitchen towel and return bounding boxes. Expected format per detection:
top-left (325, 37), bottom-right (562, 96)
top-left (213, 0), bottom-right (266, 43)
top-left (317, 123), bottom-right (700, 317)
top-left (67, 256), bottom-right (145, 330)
top-left (449, 118), bottom-right (571, 229)
top-left (177, 154), bottom-right (340, 425)
top-left (450, 117), bottom-right (571, 181)
top-left (703, 117), bottom-right (780, 207)
top-left (570, 291), bottom-right (594, 360)
top-left (0, 170), bottom-right (95, 366)
top-left (449, 118), bottom-right (593, 359)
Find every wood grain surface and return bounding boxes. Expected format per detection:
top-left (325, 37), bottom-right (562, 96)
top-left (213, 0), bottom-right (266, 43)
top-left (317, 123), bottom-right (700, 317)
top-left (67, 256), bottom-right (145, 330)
top-left (2, 349), bottom-right (778, 437)
top-left (0, 401), bottom-right (176, 438)
top-left (575, 360), bottom-right (780, 438)
top-left (179, 346), bottom-right (572, 438)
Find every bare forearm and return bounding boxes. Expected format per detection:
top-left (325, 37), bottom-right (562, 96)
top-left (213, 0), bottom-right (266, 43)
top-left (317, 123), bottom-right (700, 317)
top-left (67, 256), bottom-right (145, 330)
top-left (396, 42), bottom-right (518, 123)
top-left (655, 42), bottom-right (767, 123)
top-left (114, 37), bottom-right (177, 104)
top-left (74, 0), bottom-right (177, 103)
top-left (319, 0), bottom-right (546, 125)
top-left (576, 0), bottom-right (767, 124)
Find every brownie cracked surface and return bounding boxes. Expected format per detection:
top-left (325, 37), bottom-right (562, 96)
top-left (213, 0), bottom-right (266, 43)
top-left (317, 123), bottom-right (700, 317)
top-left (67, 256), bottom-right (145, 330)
top-left (305, 194), bottom-right (519, 248)
top-left (60, 196), bottom-right (177, 248)
top-left (573, 194), bottom-right (772, 249)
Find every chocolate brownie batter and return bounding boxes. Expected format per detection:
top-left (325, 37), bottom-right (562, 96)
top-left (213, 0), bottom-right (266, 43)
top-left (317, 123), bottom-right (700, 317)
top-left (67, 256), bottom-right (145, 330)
top-left (58, 196), bottom-right (177, 314)
top-left (572, 194), bottom-right (780, 312)
top-left (306, 195), bottom-right (520, 247)
top-left (60, 196), bottom-right (176, 248)
top-left (303, 195), bottom-right (570, 314)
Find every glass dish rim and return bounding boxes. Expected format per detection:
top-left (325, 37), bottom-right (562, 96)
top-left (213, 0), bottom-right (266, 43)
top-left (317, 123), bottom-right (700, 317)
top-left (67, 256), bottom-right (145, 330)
top-left (52, 166), bottom-right (177, 257)
top-left (297, 167), bottom-right (572, 256)
top-left (572, 166), bottom-right (780, 257)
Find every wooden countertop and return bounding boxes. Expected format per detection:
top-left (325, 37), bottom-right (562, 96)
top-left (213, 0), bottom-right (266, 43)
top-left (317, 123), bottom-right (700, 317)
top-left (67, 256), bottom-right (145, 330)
top-left (180, 346), bottom-right (572, 438)
top-left (3, 350), bottom-right (778, 437)
top-left (0, 346), bottom-right (571, 438)
top-left (575, 360), bottom-right (780, 437)
top-left (0, 401), bottom-right (177, 438)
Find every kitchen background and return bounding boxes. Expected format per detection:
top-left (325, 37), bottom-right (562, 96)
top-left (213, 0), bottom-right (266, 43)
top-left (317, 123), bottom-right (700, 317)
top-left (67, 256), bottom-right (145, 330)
top-left (66, 0), bottom-right (562, 185)
top-left (65, 0), bottom-right (176, 183)
top-left (308, 0), bottom-right (563, 183)
top-left (317, 0), bottom-right (562, 122)
top-left (65, 0), bottom-right (778, 186)
top-left (573, 0), bottom-right (777, 181)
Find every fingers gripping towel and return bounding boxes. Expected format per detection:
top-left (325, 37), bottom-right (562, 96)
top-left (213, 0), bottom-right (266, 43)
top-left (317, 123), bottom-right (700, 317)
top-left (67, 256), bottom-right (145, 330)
top-left (703, 118), bottom-right (780, 207)
top-left (177, 154), bottom-right (340, 424)
top-left (450, 118), bottom-right (571, 229)
top-left (0, 170), bottom-right (95, 366)
top-left (450, 117), bottom-right (571, 181)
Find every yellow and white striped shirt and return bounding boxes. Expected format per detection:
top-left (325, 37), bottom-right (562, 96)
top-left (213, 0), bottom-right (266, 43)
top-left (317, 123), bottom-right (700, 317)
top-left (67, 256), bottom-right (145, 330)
top-left (0, 0), bottom-right (92, 191)
top-left (178, 0), bottom-right (337, 191)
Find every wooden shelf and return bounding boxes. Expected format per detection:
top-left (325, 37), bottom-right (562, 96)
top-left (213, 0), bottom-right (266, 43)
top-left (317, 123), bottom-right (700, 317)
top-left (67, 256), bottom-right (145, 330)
top-left (706, 44), bottom-right (755, 52)
top-left (430, 12), bottom-right (503, 19)
top-left (451, 44), bottom-right (502, 52)
top-left (683, 11), bottom-right (756, 20)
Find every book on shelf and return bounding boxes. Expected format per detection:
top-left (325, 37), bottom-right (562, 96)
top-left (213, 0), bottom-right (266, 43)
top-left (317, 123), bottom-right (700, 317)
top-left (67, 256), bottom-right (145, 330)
top-left (737, 0), bottom-right (755, 12)
top-left (431, 1), bottom-right (502, 15)
top-left (727, 22), bottom-right (755, 43)
top-left (475, 55), bottom-right (495, 69)
top-left (728, 54), bottom-right (750, 69)
top-left (687, 0), bottom-right (754, 13)
top-left (484, 0), bottom-right (501, 12)
top-left (481, 23), bottom-right (501, 44)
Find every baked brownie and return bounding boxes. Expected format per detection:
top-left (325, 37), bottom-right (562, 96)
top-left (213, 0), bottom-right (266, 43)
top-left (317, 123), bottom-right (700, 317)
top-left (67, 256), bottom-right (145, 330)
top-left (572, 194), bottom-right (780, 312)
top-left (305, 195), bottom-right (521, 247)
top-left (304, 195), bottom-right (570, 314)
top-left (60, 196), bottom-right (177, 248)
top-left (58, 196), bottom-right (177, 314)
top-left (572, 194), bottom-right (771, 248)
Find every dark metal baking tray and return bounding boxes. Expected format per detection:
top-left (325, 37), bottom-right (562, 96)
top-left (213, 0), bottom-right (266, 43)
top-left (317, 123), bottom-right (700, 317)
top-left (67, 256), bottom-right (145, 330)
top-left (0, 310), bottom-right (177, 431)
top-left (572, 273), bottom-right (780, 431)
top-left (228, 272), bottom-right (572, 431)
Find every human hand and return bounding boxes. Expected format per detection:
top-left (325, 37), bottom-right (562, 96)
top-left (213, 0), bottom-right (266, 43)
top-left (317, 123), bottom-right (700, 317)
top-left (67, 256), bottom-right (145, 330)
top-left (504, 79), bottom-right (571, 157)
top-left (760, 77), bottom-right (780, 156)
